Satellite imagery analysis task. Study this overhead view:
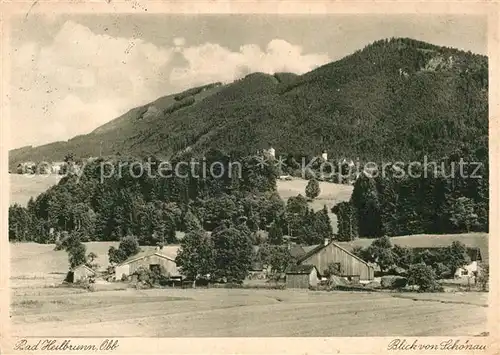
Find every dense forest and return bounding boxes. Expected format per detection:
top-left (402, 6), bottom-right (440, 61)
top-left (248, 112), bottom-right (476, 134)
top-left (333, 145), bottom-right (489, 240)
top-left (10, 37), bottom-right (488, 170)
top-left (9, 151), bottom-right (333, 247)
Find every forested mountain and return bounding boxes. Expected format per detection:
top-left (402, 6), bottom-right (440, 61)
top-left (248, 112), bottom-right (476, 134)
top-left (9, 37), bottom-right (488, 169)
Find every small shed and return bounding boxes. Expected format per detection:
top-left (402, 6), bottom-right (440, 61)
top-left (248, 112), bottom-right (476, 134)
top-left (66, 264), bottom-right (96, 283)
top-left (285, 264), bottom-right (320, 289)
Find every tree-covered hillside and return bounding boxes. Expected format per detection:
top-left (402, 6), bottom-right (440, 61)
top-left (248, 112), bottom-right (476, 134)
top-left (9, 152), bottom-right (334, 247)
top-left (9, 37), bottom-right (488, 169)
top-left (333, 145), bottom-right (489, 240)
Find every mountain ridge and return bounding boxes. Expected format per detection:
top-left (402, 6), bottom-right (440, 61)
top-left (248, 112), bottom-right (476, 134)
top-left (9, 37), bottom-right (488, 170)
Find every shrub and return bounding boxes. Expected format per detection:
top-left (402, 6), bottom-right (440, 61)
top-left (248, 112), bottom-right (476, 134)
top-left (108, 236), bottom-right (140, 265)
top-left (433, 262), bottom-right (452, 279)
top-left (323, 262), bottom-right (342, 278)
top-left (305, 179), bottom-right (320, 200)
top-left (477, 263), bottom-right (489, 291)
top-left (380, 275), bottom-right (408, 289)
top-left (133, 266), bottom-right (153, 286)
top-left (54, 239), bottom-right (64, 251)
top-left (407, 263), bottom-right (440, 292)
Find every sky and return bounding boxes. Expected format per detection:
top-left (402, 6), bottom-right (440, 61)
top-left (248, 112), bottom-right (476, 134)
top-left (9, 14), bottom-right (487, 149)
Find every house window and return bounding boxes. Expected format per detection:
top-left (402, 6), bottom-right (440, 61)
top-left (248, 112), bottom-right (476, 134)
top-left (461, 270), bottom-right (468, 276)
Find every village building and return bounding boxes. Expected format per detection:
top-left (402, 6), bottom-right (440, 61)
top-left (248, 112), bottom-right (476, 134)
top-left (51, 161), bottom-right (66, 174)
top-left (114, 249), bottom-right (181, 280)
top-left (295, 239), bottom-right (375, 281)
top-left (285, 265), bottom-right (320, 289)
top-left (262, 146), bottom-right (275, 158)
top-left (66, 264), bottom-right (96, 283)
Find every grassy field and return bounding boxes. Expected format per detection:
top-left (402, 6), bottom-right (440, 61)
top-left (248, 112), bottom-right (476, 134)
top-left (10, 242), bottom-right (488, 337)
top-left (276, 178), bottom-right (353, 233)
top-left (10, 242), bottom-right (181, 279)
top-left (11, 282), bottom-right (487, 337)
top-left (9, 173), bottom-right (61, 206)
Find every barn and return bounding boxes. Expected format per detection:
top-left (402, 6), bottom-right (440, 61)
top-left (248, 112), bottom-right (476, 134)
top-left (114, 250), bottom-right (181, 280)
top-left (285, 265), bottom-right (320, 289)
top-left (297, 240), bottom-right (375, 281)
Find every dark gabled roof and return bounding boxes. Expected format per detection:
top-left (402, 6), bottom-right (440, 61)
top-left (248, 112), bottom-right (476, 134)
top-left (286, 264), bottom-right (318, 274)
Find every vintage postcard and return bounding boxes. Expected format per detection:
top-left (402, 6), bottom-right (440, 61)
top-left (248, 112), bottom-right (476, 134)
top-left (1, 1), bottom-right (498, 354)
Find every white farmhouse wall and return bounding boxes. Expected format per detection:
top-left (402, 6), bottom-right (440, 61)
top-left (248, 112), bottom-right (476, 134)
top-left (454, 261), bottom-right (478, 278)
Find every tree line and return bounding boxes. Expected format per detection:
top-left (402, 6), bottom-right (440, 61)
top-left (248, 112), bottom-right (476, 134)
top-left (332, 146), bottom-right (488, 241)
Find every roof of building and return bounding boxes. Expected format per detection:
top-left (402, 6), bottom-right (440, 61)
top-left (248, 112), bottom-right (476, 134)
top-left (286, 264), bottom-right (318, 274)
top-left (336, 233), bottom-right (489, 263)
top-left (72, 264), bottom-right (96, 274)
top-left (302, 245), bottom-right (320, 255)
top-left (297, 241), bottom-right (374, 269)
top-left (289, 245), bottom-right (306, 258)
top-left (117, 250), bottom-right (177, 266)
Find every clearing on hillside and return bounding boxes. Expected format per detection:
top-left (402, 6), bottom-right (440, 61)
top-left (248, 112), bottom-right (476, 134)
top-left (276, 178), bottom-right (353, 233)
top-left (9, 174), bottom-right (61, 206)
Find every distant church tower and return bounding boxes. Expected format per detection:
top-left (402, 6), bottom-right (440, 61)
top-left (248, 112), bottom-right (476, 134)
top-left (269, 147), bottom-right (275, 158)
top-left (264, 146), bottom-right (275, 158)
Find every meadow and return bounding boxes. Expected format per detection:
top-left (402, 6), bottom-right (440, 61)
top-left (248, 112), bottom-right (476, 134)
top-left (10, 241), bottom-right (488, 337)
top-left (10, 277), bottom-right (488, 337)
top-left (9, 173), bottom-right (61, 206)
top-left (276, 178), bottom-right (353, 233)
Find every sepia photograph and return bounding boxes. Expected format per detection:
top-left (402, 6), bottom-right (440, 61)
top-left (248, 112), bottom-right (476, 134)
top-left (3, 4), bottom-right (494, 348)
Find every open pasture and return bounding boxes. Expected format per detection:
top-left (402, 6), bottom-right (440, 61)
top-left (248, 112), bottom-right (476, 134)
top-left (10, 243), bottom-right (487, 338)
top-left (9, 173), bottom-right (61, 206)
top-left (11, 284), bottom-right (487, 337)
top-left (276, 178), bottom-right (353, 233)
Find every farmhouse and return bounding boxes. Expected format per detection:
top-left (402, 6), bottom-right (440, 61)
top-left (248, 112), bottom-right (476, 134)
top-left (115, 249), bottom-right (181, 280)
top-left (336, 233), bottom-right (488, 278)
top-left (51, 162), bottom-right (66, 174)
top-left (296, 239), bottom-right (375, 281)
top-left (66, 264), bottom-right (96, 283)
top-left (286, 264), bottom-right (320, 289)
